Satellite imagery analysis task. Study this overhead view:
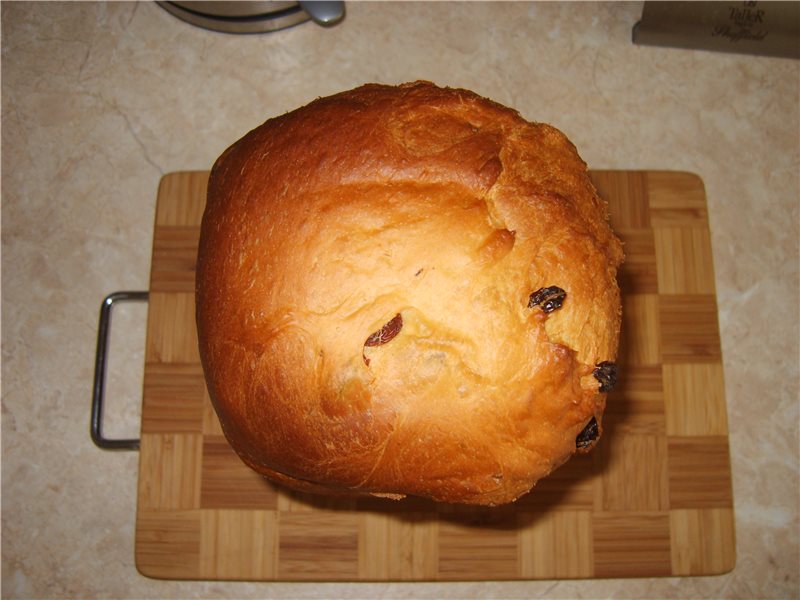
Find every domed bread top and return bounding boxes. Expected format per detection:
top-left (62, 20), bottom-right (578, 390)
top-left (196, 81), bottom-right (623, 505)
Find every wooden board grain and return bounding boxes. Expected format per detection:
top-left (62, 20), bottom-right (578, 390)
top-left (135, 170), bottom-right (736, 581)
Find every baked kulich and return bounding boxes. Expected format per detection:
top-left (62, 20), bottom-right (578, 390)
top-left (195, 81), bottom-right (624, 506)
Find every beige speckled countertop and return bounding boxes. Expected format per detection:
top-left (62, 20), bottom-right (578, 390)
top-left (2, 2), bottom-right (798, 598)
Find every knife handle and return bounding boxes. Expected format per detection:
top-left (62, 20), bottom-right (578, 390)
top-left (91, 291), bottom-right (149, 450)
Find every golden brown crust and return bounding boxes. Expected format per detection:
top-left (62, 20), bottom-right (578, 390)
top-left (196, 81), bottom-right (623, 505)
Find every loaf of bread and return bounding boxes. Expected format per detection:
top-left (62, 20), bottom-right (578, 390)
top-left (195, 81), bottom-right (623, 505)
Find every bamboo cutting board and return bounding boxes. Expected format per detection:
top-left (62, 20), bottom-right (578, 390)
top-left (135, 170), bottom-right (736, 581)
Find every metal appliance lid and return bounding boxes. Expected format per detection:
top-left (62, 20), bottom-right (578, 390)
top-left (158, 1), bottom-right (344, 33)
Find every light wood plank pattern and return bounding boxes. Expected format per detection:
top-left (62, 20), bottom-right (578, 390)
top-left (592, 512), bottom-right (672, 578)
top-left (150, 226), bottom-right (200, 292)
top-left (135, 170), bottom-right (736, 580)
top-left (437, 519), bottom-right (519, 580)
top-left (278, 511), bottom-right (361, 580)
top-left (654, 227), bottom-right (716, 294)
top-left (663, 363), bottom-right (728, 436)
top-left (200, 437), bottom-right (279, 510)
top-left (141, 363), bottom-right (206, 433)
top-left (136, 510), bottom-right (201, 579)
top-left (199, 510), bottom-right (278, 579)
top-left (619, 294), bottom-right (662, 366)
top-left (518, 511), bottom-right (594, 578)
top-left (358, 511), bottom-right (440, 580)
top-left (670, 508), bottom-right (736, 575)
top-left (668, 436), bottom-right (734, 509)
top-left (659, 294), bottom-right (722, 362)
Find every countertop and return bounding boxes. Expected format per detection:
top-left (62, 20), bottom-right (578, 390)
top-left (1, 2), bottom-right (798, 598)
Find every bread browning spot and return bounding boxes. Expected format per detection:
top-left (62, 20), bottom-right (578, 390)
top-left (343, 377), bottom-right (371, 413)
top-left (321, 377), bottom-right (372, 418)
top-left (477, 228), bottom-right (516, 264)
top-left (477, 156), bottom-right (503, 189)
top-left (363, 313), bottom-right (404, 366)
top-left (393, 110), bottom-right (477, 156)
top-left (528, 286), bottom-right (567, 313)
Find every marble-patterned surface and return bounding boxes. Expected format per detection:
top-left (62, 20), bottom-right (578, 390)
top-left (2, 2), bottom-right (797, 598)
